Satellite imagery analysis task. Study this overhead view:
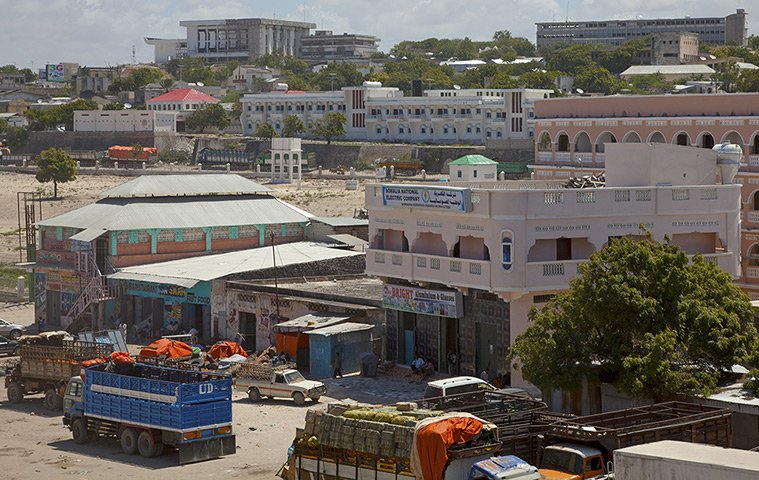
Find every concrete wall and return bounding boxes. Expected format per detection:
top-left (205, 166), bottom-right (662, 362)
top-left (16, 131), bottom-right (155, 155)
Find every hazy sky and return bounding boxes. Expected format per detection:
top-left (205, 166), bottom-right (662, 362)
top-left (0, 0), bottom-right (751, 70)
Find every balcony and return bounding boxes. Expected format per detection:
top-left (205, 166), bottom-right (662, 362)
top-left (366, 249), bottom-right (491, 290)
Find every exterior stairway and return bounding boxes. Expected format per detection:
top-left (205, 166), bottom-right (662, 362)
top-left (65, 251), bottom-right (119, 334)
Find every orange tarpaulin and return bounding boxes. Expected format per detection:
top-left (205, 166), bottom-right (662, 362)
top-left (108, 145), bottom-right (157, 160)
top-left (207, 341), bottom-right (248, 360)
top-left (275, 332), bottom-right (299, 357)
top-left (139, 339), bottom-right (193, 359)
top-left (416, 416), bottom-right (483, 480)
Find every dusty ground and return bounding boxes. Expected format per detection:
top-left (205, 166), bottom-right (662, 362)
top-left (0, 169), bottom-right (373, 265)
top-left (0, 302), bottom-right (427, 480)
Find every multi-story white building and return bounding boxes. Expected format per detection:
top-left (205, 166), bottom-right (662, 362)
top-left (365, 143), bottom-right (741, 385)
top-left (240, 84), bottom-right (552, 144)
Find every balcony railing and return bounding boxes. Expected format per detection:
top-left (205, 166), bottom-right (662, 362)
top-left (537, 152), bottom-right (553, 162)
top-left (747, 211), bottom-right (759, 223)
top-left (746, 266), bottom-right (759, 279)
top-left (555, 152), bottom-right (571, 163)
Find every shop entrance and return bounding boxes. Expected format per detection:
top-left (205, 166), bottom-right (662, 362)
top-left (239, 311), bottom-right (257, 351)
top-left (398, 311), bottom-right (416, 365)
top-left (47, 290), bottom-right (61, 327)
top-left (440, 317), bottom-right (458, 374)
top-left (476, 322), bottom-right (497, 381)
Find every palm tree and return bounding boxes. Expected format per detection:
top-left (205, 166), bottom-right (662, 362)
top-left (160, 78), bottom-right (175, 93)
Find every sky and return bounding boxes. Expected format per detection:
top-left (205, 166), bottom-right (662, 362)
top-left (0, 0), bottom-right (751, 70)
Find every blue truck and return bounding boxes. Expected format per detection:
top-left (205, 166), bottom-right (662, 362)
top-left (63, 362), bottom-right (236, 464)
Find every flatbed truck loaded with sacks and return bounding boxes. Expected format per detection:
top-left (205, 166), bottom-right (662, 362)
top-left (5, 336), bottom-right (113, 410)
top-left (63, 361), bottom-right (236, 464)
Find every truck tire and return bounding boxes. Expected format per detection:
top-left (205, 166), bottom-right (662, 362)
top-left (44, 388), bottom-right (58, 411)
top-left (121, 428), bottom-right (138, 455)
top-left (248, 387), bottom-right (261, 401)
top-left (138, 430), bottom-right (162, 458)
top-left (292, 392), bottom-right (305, 406)
top-left (72, 418), bottom-right (89, 444)
top-left (6, 382), bottom-right (23, 404)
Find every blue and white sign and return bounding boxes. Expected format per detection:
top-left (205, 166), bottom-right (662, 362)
top-left (382, 185), bottom-right (472, 212)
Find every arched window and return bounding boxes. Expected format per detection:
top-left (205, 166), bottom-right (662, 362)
top-left (648, 131), bottom-right (666, 144)
top-left (538, 132), bottom-right (552, 151)
top-left (676, 132), bottom-right (690, 146)
top-left (748, 244), bottom-right (759, 267)
top-left (574, 132), bottom-right (592, 153)
top-left (700, 133), bottom-right (715, 149)
top-left (501, 231), bottom-right (514, 271)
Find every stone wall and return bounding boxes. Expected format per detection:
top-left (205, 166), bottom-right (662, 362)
top-left (16, 131), bottom-right (155, 155)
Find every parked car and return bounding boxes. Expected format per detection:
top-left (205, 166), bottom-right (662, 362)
top-left (0, 319), bottom-right (24, 340)
top-left (0, 335), bottom-right (19, 356)
top-left (422, 376), bottom-right (538, 408)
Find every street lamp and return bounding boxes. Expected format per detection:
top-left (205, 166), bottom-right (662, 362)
top-left (328, 73), bottom-right (337, 91)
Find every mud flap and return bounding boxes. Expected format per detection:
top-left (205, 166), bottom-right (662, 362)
top-left (178, 435), bottom-right (236, 464)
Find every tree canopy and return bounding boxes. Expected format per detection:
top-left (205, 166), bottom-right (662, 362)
top-left (185, 104), bottom-right (230, 133)
top-left (310, 112), bottom-right (347, 144)
top-left (508, 234), bottom-right (758, 401)
top-left (25, 98), bottom-right (98, 131)
top-left (282, 115), bottom-right (306, 137)
top-left (253, 122), bottom-right (278, 140)
top-left (107, 67), bottom-right (162, 94)
top-left (35, 148), bottom-right (77, 199)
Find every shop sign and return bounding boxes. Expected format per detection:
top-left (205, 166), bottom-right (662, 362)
top-left (382, 283), bottom-right (463, 318)
top-left (382, 185), bottom-right (471, 212)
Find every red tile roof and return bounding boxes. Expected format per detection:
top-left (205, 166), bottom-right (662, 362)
top-left (147, 88), bottom-right (220, 103)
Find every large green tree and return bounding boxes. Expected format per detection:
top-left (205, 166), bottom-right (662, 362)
top-left (253, 122), bottom-right (278, 140)
top-left (185, 104), bottom-right (230, 133)
top-left (25, 98), bottom-right (98, 131)
top-left (282, 115), bottom-right (306, 137)
top-left (737, 69), bottom-right (759, 92)
top-left (573, 64), bottom-right (620, 95)
top-left (310, 112), bottom-right (346, 144)
top-left (508, 234), bottom-right (758, 401)
top-left (712, 61), bottom-right (740, 93)
top-left (36, 148), bottom-right (77, 199)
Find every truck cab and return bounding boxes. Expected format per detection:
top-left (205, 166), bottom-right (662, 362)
top-left (539, 443), bottom-right (605, 480)
top-left (62, 376), bottom-right (84, 426)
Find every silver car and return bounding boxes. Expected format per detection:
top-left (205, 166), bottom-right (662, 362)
top-left (0, 318), bottom-right (25, 340)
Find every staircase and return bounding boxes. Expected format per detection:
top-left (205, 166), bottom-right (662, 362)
top-left (65, 252), bottom-right (119, 334)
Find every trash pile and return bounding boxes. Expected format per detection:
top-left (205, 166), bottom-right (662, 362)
top-left (563, 172), bottom-right (605, 188)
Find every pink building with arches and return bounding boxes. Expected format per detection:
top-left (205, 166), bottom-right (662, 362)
top-left (532, 93), bottom-right (759, 298)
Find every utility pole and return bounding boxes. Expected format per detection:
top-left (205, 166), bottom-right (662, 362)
top-left (271, 231), bottom-right (280, 321)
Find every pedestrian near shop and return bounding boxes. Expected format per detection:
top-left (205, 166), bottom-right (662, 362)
top-left (333, 351), bottom-right (343, 378)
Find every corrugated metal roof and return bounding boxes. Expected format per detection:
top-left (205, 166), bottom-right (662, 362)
top-left (38, 195), bottom-right (308, 230)
top-left (108, 241), bottom-right (363, 283)
top-left (620, 65), bottom-right (714, 76)
top-left (69, 228), bottom-right (107, 242)
top-left (327, 234), bottom-right (368, 247)
top-left (99, 174), bottom-right (273, 198)
top-left (109, 271), bottom-right (200, 288)
top-left (274, 312), bottom-right (354, 331)
top-left (306, 322), bottom-right (374, 336)
top-left (311, 217), bottom-right (368, 227)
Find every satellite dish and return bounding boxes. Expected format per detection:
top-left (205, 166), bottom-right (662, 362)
top-left (197, 82), bottom-right (205, 87)
top-left (123, 103), bottom-right (132, 109)
top-left (453, 85), bottom-right (461, 90)
top-left (576, 88), bottom-right (584, 94)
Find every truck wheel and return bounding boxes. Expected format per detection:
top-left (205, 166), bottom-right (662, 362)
top-left (72, 418), bottom-right (89, 444)
top-left (121, 428), bottom-right (138, 455)
top-left (310, 395), bottom-right (321, 403)
top-left (248, 388), bottom-right (261, 402)
top-left (6, 382), bottom-right (23, 404)
top-left (292, 392), bottom-right (305, 406)
top-left (44, 388), bottom-right (58, 411)
top-left (138, 430), bottom-right (162, 458)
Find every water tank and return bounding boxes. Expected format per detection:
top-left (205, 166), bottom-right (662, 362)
top-left (713, 142), bottom-right (743, 185)
top-left (362, 81), bottom-right (382, 88)
top-left (275, 83), bottom-right (289, 91)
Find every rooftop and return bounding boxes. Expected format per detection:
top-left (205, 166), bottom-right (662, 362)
top-left (98, 174), bottom-right (273, 198)
top-left (449, 154), bottom-right (498, 166)
top-left (620, 65), bottom-right (715, 76)
top-left (109, 241), bottom-right (363, 286)
top-left (147, 88), bottom-right (219, 103)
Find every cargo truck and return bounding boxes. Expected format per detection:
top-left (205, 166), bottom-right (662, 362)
top-left (536, 401), bottom-right (732, 480)
top-left (4, 339), bottom-right (113, 410)
top-left (63, 362), bottom-right (236, 464)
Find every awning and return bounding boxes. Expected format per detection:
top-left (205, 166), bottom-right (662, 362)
top-left (327, 234), bottom-right (368, 248)
top-left (70, 228), bottom-right (107, 242)
top-left (306, 322), bottom-right (374, 337)
top-left (108, 271), bottom-right (200, 288)
top-left (273, 312), bottom-right (354, 332)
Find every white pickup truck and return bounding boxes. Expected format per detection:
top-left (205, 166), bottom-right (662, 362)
top-left (235, 367), bottom-right (326, 405)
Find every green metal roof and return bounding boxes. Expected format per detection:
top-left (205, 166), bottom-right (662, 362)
top-left (449, 154), bottom-right (497, 165)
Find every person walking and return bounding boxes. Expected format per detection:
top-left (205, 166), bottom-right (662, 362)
top-left (333, 351), bottom-right (343, 378)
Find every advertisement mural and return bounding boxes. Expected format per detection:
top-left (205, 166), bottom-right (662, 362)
top-left (382, 185), bottom-right (472, 212)
top-left (46, 63), bottom-right (65, 82)
top-left (382, 284), bottom-right (463, 318)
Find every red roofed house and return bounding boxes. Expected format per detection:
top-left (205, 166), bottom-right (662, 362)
top-left (146, 88), bottom-right (220, 132)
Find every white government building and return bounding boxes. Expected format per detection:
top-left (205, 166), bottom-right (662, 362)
top-left (240, 83), bottom-right (553, 144)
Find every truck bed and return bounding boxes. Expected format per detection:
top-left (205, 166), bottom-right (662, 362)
top-left (84, 363), bottom-right (233, 432)
top-left (19, 341), bottom-right (112, 381)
